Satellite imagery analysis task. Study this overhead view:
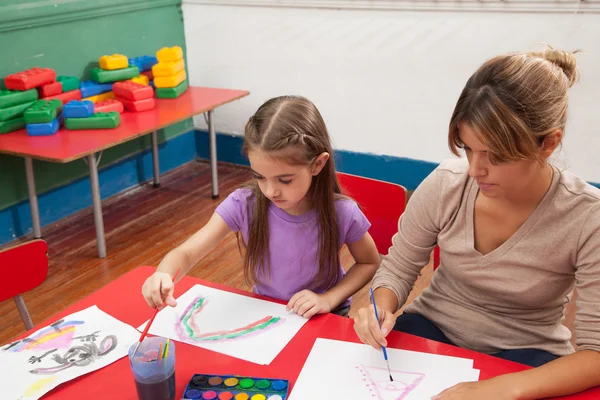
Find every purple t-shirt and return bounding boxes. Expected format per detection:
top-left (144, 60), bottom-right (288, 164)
top-left (215, 188), bottom-right (371, 307)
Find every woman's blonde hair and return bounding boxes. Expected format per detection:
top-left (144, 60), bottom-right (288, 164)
top-left (448, 46), bottom-right (580, 164)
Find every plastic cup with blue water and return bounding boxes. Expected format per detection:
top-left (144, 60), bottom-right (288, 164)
top-left (128, 336), bottom-right (176, 400)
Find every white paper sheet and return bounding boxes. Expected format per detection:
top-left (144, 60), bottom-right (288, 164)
top-left (289, 338), bottom-right (480, 400)
top-left (0, 305), bottom-right (140, 400)
top-left (138, 284), bottom-right (309, 365)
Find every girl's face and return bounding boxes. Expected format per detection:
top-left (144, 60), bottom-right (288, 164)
top-left (460, 123), bottom-right (546, 201)
top-left (248, 150), bottom-right (328, 215)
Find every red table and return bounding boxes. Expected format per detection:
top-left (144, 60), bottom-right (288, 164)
top-left (16, 266), bottom-right (599, 399)
top-left (0, 87), bottom-right (249, 258)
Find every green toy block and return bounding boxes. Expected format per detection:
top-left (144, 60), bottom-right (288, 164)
top-left (57, 75), bottom-right (80, 92)
top-left (0, 117), bottom-right (25, 134)
top-left (24, 99), bottom-right (63, 124)
top-left (155, 80), bottom-right (188, 99)
top-left (0, 89), bottom-right (38, 109)
top-left (65, 112), bottom-right (120, 130)
top-left (90, 66), bottom-right (139, 83)
top-left (0, 101), bottom-right (35, 122)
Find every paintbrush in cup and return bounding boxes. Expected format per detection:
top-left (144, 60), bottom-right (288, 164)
top-left (133, 268), bottom-right (180, 356)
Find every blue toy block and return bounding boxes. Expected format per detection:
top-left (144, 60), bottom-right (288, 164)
top-left (149, 80), bottom-right (155, 89)
top-left (63, 100), bottom-right (94, 118)
top-left (79, 80), bottom-right (113, 98)
top-left (26, 118), bottom-right (60, 136)
top-left (128, 55), bottom-right (158, 72)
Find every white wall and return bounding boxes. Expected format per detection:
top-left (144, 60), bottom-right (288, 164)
top-left (183, 1), bottom-right (600, 183)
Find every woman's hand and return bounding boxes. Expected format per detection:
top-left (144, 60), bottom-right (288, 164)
top-left (352, 305), bottom-right (396, 349)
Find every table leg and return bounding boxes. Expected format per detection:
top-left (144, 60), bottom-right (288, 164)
top-left (88, 153), bottom-right (106, 258)
top-left (208, 110), bottom-right (219, 199)
top-left (25, 157), bottom-right (42, 238)
top-left (151, 130), bottom-right (160, 187)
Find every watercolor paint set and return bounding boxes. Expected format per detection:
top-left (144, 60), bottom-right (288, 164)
top-left (182, 374), bottom-right (289, 400)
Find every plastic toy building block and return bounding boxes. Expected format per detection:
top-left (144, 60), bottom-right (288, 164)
top-left (65, 112), bottom-right (120, 129)
top-left (149, 80), bottom-right (155, 89)
top-left (57, 76), bottom-right (80, 92)
top-left (0, 88), bottom-right (38, 109)
top-left (90, 66), bottom-right (140, 83)
top-left (79, 80), bottom-right (113, 98)
top-left (151, 59), bottom-right (185, 78)
top-left (113, 81), bottom-right (154, 101)
top-left (26, 118), bottom-right (59, 136)
top-left (121, 97), bottom-right (155, 112)
top-left (99, 54), bottom-right (128, 70)
top-left (128, 55), bottom-right (157, 72)
top-left (63, 100), bottom-right (94, 118)
top-left (44, 89), bottom-right (82, 105)
top-left (5, 68), bottom-right (56, 90)
top-left (154, 70), bottom-right (186, 88)
top-left (155, 80), bottom-right (188, 99)
top-left (156, 46), bottom-right (183, 63)
top-left (23, 99), bottom-right (62, 124)
top-left (83, 91), bottom-right (115, 103)
top-left (38, 81), bottom-right (62, 98)
top-left (94, 99), bottom-right (123, 114)
top-left (0, 101), bottom-right (35, 122)
top-left (128, 75), bottom-right (149, 86)
top-left (140, 70), bottom-right (154, 80)
top-left (0, 117), bottom-right (25, 134)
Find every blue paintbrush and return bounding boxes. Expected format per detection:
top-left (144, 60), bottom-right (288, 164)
top-left (370, 287), bottom-right (393, 382)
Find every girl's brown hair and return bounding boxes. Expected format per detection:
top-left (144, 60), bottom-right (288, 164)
top-left (448, 46), bottom-right (580, 164)
top-left (239, 95), bottom-right (344, 291)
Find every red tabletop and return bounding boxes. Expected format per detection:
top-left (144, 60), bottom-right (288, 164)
top-left (0, 87), bottom-right (249, 163)
top-left (12, 266), bottom-right (598, 399)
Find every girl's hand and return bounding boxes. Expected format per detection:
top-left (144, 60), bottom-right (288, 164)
top-left (352, 305), bottom-right (396, 350)
top-left (432, 376), bottom-right (520, 400)
top-left (141, 272), bottom-right (178, 310)
top-left (286, 290), bottom-right (332, 318)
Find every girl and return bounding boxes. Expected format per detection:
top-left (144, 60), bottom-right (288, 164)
top-left (354, 47), bottom-right (600, 398)
top-left (142, 95), bottom-right (380, 319)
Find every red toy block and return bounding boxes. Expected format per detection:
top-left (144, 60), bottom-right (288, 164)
top-left (5, 67), bottom-right (56, 90)
top-left (38, 81), bottom-right (63, 98)
top-left (94, 99), bottom-right (124, 114)
top-left (113, 81), bottom-right (154, 101)
top-left (44, 89), bottom-right (82, 105)
top-left (141, 70), bottom-right (154, 80)
top-left (121, 97), bottom-right (155, 112)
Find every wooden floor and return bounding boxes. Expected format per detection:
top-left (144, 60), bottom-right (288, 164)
top-left (0, 160), bottom-right (574, 347)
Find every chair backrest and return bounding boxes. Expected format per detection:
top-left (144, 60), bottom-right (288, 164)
top-left (0, 239), bottom-right (48, 302)
top-left (337, 172), bottom-right (407, 255)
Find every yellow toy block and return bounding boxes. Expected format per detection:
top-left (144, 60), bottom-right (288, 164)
top-left (83, 91), bottom-right (115, 103)
top-left (154, 70), bottom-right (186, 88)
top-left (128, 75), bottom-right (150, 86)
top-left (156, 46), bottom-right (183, 63)
top-left (99, 54), bottom-right (128, 70)
top-left (152, 59), bottom-right (185, 78)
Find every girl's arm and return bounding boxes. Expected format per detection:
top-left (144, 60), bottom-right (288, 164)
top-left (142, 212), bottom-right (231, 308)
top-left (321, 231), bottom-right (381, 310)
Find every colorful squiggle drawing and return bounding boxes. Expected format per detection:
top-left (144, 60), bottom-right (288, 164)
top-left (357, 364), bottom-right (425, 400)
top-left (175, 296), bottom-right (283, 341)
top-left (3, 320), bottom-right (85, 353)
top-left (24, 376), bottom-right (56, 397)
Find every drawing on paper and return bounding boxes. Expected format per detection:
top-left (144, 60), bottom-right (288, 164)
top-left (29, 335), bottom-right (118, 375)
top-left (357, 365), bottom-right (425, 400)
top-left (23, 377), bottom-right (56, 397)
top-left (2, 319), bottom-right (85, 353)
top-left (175, 296), bottom-right (284, 342)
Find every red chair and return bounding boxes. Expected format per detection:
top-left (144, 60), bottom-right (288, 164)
top-left (337, 172), bottom-right (440, 269)
top-left (0, 239), bottom-right (49, 330)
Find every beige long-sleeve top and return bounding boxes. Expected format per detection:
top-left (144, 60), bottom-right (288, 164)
top-left (372, 159), bottom-right (600, 356)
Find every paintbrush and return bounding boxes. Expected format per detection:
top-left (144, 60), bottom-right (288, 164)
top-left (133, 268), bottom-right (180, 357)
top-left (370, 287), bottom-right (394, 382)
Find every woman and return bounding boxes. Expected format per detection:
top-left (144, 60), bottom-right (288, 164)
top-left (353, 47), bottom-right (600, 399)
